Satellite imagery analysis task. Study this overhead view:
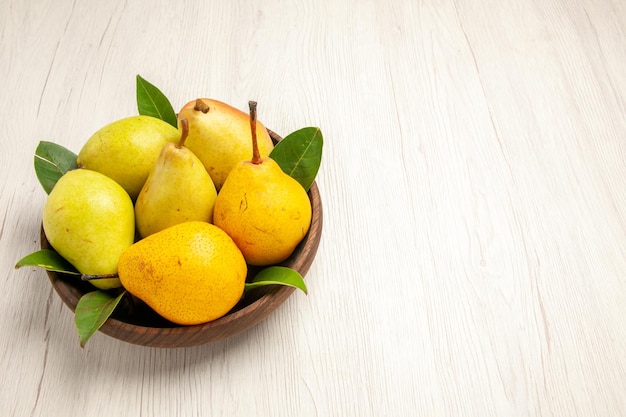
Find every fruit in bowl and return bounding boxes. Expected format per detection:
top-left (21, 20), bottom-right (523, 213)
top-left (213, 102), bottom-right (313, 266)
top-left (134, 119), bottom-right (218, 238)
top-left (77, 115), bottom-right (181, 200)
top-left (17, 75), bottom-right (323, 348)
top-left (42, 168), bottom-right (135, 290)
top-left (177, 98), bottom-right (275, 190)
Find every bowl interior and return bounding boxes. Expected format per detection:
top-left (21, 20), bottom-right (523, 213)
top-left (42, 129), bottom-right (322, 348)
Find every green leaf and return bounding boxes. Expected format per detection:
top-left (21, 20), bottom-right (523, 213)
top-left (75, 290), bottom-right (126, 348)
top-left (245, 266), bottom-right (308, 294)
top-left (34, 141), bottom-right (78, 194)
top-left (136, 74), bottom-right (178, 128)
top-left (270, 127), bottom-right (323, 191)
top-left (15, 249), bottom-right (80, 274)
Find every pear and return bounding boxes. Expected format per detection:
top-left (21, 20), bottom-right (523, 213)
top-left (77, 115), bottom-right (180, 200)
top-left (118, 221), bottom-right (247, 325)
top-left (213, 101), bottom-right (312, 266)
top-left (134, 119), bottom-right (218, 238)
top-left (42, 169), bottom-right (135, 289)
top-left (177, 98), bottom-right (275, 190)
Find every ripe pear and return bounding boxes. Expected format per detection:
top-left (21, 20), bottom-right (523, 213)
top-left (177, 98), bottom-right (275, 190)
top-left (213, 101), bottom-right (312, 266)
top-left (118, 221), bottom-right (247, 325)
top-left (134, 119), bottom-right (218, 238)
top-left (77, 115), bottom-right (180, 200)
top-left (42, 169), bottom-right (135, 290)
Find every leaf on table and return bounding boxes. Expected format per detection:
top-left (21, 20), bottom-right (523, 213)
top-left (75, 290), bottom-right (126, 348)
top-left (34, 141), bottom-right (78, 194)
top-left (245, 266), bottom-right (308, 294)
top-left (15, 249), bottom-right (80, 274)
top-left (136, 74), bottom-right (178, 128)
top-left (269, 127), bottom-right (323, 192)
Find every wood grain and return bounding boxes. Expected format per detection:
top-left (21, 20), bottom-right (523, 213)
top-left (1, 0), bottom-right (625, 416)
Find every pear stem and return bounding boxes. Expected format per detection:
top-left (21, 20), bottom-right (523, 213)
top-left (177, 119), bottom-right (189, 149)
top-left (194, 98), bottom-right (210, 113)
top-left (81, 273), bottom-right (119, 281)
top-left (249, 100), bottom-right (261, 165)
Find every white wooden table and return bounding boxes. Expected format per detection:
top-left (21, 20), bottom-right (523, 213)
top-left (2, 1), bottom-right (625, 416)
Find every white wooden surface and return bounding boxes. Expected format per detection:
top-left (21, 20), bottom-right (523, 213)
top-left (1, 0), bottom-right (625, 416)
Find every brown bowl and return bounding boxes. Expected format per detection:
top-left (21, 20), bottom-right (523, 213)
top-left (41, 130), bottom-right (322, 348)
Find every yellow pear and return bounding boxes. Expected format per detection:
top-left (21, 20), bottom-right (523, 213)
top-left (118, 221), bottom-right (247, 325)
top-left (213, 101), bottom-right (312, 266)
top-left (42, 169), bottom-right (135, 289)
top-left (77, 115), bottom-right (180, 200)
top-left (177, 98), bottom-right (275, 190)
top-left (134, 119), bottom-right (217, 238)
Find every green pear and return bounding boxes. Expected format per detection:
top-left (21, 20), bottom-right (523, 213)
top-left (213, 102), bottom-right (312, 266)
top-left (177, 98), bottom-right (275, 190)
top-left (42, 169), bottom-right (135, 289)
top-left (77, 115), bottom-right (180, 200)
top-left (134, 119), bottom-right (218, 238)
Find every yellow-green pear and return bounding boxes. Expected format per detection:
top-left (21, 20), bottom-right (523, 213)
top-left (134, 119), bottom-right (218, 238)
top-left (177, 98), bottom-right (275, 190)
top-left (213, 102), bottom-right (312, 266)
top-left (42, 169), bottom-right (135, 289)
top-left (77, 115), bottom-right (180, 200)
